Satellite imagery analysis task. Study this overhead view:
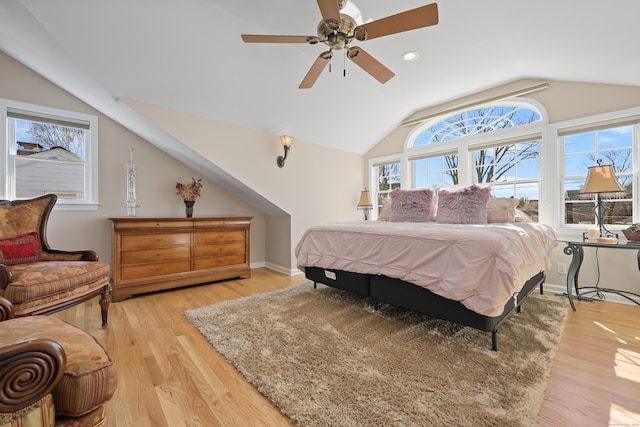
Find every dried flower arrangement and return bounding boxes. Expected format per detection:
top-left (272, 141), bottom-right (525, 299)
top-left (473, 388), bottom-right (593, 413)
top-left (176, 177), bottom-right (203, 201)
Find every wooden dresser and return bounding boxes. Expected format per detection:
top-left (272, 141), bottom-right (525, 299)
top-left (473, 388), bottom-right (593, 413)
top-left (109, 217), bottom-right (251, 301)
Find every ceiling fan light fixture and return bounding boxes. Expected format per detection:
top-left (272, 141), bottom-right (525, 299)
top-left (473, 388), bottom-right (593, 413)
top-left (402, 51), bottom-right (419, 61)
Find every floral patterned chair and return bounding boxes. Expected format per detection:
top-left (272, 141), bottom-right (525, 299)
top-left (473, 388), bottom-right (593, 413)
top-left (0, 194), bottom-right (110, 327)
top-left (0, 296), bottom-right (117, 427)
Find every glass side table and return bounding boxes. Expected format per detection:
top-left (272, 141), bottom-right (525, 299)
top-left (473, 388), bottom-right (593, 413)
top-left (561, 239), bottom-right (640, 311)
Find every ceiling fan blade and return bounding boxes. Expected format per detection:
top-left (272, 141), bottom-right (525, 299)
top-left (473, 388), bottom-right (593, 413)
top-left (299, 51), bottom-right (332, 89)
top-left (347, 47), bottom-right (395, 84)
top-left (358, 3), bottom-right (439, 41)
top-left (317, 0), bottom-right (341, 23)
top-left (241, 34), bottom-right (314, 43)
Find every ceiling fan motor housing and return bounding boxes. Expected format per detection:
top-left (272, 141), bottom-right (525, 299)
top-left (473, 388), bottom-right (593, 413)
top-left (317, 13), bottom-right (358, 50)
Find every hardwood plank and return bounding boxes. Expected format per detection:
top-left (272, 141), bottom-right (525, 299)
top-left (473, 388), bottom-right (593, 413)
top-left (50, 269), bottom-right (639, 426)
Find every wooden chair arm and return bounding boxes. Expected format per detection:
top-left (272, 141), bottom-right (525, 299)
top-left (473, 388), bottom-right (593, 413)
top-left (0, 338), bottom-right (66, 413)
top-left (43, 248), bottom-right (99, 262)
top-left (0, 297), bottom-right (13, 321)
top-left (0, 265), bottom-right (11, 291)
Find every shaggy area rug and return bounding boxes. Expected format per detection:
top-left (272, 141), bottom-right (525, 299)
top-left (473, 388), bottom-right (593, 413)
top-left (185, 283), bottom-right (568, 427)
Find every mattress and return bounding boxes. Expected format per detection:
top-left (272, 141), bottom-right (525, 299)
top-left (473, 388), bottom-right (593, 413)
top-left (295, 221), bottom-right (557, 316)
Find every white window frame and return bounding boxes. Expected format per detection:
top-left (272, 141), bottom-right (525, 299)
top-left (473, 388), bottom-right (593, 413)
top-left (368, 154), bottom-right (402, 220)
top-left (0, 98), bottom-right (99, 209)
top-left (368, 101), bottom-right (640, 235)
top-left (548, 106), bottom-right (640, 237)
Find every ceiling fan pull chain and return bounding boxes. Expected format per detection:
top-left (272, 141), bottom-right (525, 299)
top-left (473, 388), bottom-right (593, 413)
top-left (343, 50), bottom-right (347, 77)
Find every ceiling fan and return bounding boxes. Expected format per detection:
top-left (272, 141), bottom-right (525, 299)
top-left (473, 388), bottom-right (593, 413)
top-left (241, 0), bottom-right (439, 89)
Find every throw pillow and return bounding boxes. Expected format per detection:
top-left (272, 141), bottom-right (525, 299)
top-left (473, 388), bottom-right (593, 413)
top-left (436, 185), bottom-right (492, 224)
top-left (0, 232), bottom-right (43, 265)
top-left (378, 197), bottom-right (391, 221)
top-left (389, 189), bottom-right (433, 222)
top-left (487, 197), bottom-right (520, 223)
top-left (515, 209), bottom-right (533, 223)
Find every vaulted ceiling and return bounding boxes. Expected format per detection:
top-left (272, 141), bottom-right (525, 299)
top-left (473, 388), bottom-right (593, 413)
top-left (2, 0), bottom-right (640, 154)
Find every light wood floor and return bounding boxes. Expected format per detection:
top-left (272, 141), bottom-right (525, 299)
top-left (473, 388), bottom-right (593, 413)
top-left (51, 268), bottom-right (640, 427)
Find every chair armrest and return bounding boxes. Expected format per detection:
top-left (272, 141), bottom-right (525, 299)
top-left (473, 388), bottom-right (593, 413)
top-left (0, 338), bottom-right (66, 413)
top-left (0, 297), bottom-right (13, 321)
top-left (0, 265), bottom-right (11, 290)
top-left (42, 248), bottom-right (99, 262)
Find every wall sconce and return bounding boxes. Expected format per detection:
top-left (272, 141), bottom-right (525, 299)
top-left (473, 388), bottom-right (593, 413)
top-left (277, 135), bottom-right (294, 168)
top-left (356, 188), bottom-right (373, 220)
top-left (579, 159), bottom-right (626, 239)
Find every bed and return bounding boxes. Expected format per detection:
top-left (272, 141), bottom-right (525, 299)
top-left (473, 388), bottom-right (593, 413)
top-left (295, 220), bottom-right (558, 350)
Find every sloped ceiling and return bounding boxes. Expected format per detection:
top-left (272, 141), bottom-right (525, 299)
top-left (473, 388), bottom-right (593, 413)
top-left (2, 0), bottom-right (639, 156)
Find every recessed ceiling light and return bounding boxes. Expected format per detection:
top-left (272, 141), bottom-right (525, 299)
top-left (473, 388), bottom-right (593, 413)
top-left (402, 51), bottom-right (419, 61)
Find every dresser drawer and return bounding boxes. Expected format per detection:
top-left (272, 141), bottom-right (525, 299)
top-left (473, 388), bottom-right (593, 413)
top-left (194, 230), bottom-right (245, 244)
top-left (194, 242), bottom-right (245, 257)
top-left (120, 232), bottom-right (191, 251)
top-left (193, 254), bottom-right (247, 270)
top-left (121, 246), bottom-right (191, 265)
top-left (121, 260), bottom-right (191, 280)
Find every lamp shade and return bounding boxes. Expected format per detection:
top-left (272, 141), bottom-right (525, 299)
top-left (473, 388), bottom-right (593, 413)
top-left (280, 135), bottom-right (294, 148)
top-left (580, 164), bottom-right (625, 194)
top-left (356, 190), bottom-right (372, 209)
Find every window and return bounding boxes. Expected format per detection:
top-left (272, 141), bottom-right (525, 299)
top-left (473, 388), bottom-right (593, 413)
top-left (471, 139), bottom-right (541, 220)
top-left (373, 160), bottom-right (400, 216)
top-left (562, 123), bottom-right (635, 227)
top-left (1, 99), bottom-right (98, 207)
top-left (404, 102), bottom-right (543, 220)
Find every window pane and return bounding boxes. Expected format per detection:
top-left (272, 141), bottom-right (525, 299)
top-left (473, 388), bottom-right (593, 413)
top-left (565, 153), bottom-right (593, 176)
top-left (598, 126), bottom-right (632, 151)
top-left (11, 116), bottom-right (89, 201)
top-left (16, 119), bottom-right (87, 159)
top-left (563, 124), bottom-right (633, 226)
top-left (564, 132), bottom-right (595, 154)
top-left (15, 157), bottom-right (85, 199)
top-left (412, 105), bottom-right (541, 147)
top-left (412, 154), bottom-right (458, 188)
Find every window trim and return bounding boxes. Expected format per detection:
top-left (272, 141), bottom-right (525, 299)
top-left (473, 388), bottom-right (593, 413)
top-left (1, 98), bottom-right (99, 209)
top-left (549, 106), bottom-right (640, 237)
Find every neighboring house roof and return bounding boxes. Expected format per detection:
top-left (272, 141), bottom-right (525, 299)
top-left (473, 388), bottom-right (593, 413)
top-left (21, 146), bottom-right (83, 162)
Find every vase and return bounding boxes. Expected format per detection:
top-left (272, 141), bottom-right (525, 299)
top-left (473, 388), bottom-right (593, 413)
top-left (184, 200), bottom-right (195, 218)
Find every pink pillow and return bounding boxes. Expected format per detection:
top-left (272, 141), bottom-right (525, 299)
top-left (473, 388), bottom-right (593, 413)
top-left (487, 198), bottom-right (520, 223)
top-left (436, 185), bottom-right (492, 224)
top-left (0, 232), bottom-right (43, 265)
top-left (389, 189), bottom-right (433, 222)
top-left (515, 209), bottom-right (533, 223)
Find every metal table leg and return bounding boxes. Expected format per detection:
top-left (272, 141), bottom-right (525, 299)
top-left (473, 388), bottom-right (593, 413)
top-left (564, 243), bottom-right (584, 311)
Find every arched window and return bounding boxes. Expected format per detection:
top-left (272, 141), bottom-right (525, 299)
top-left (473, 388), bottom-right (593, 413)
top-left (406, 101), bottom-right (544, 220)
top-left (412, 104), bottom-right (542, 147)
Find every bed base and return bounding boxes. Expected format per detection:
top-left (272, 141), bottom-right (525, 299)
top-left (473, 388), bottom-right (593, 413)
top-left (305, 267), bottom-right (546, 351)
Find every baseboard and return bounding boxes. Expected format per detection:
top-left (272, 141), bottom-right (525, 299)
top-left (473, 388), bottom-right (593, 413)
top-left (544, 282), bottom-right (638, 307)
top-left (263, 262), bottom-right (303, 276)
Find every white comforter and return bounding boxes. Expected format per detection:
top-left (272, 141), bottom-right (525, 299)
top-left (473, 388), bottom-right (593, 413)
top-left (295, 221), bottom-right (557, 316)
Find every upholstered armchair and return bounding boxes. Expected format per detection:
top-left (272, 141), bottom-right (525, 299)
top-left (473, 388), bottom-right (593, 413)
top-left (0, 194), bottom-right (110, 327)
top-left (0, 297), bottom-right (117, 427)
